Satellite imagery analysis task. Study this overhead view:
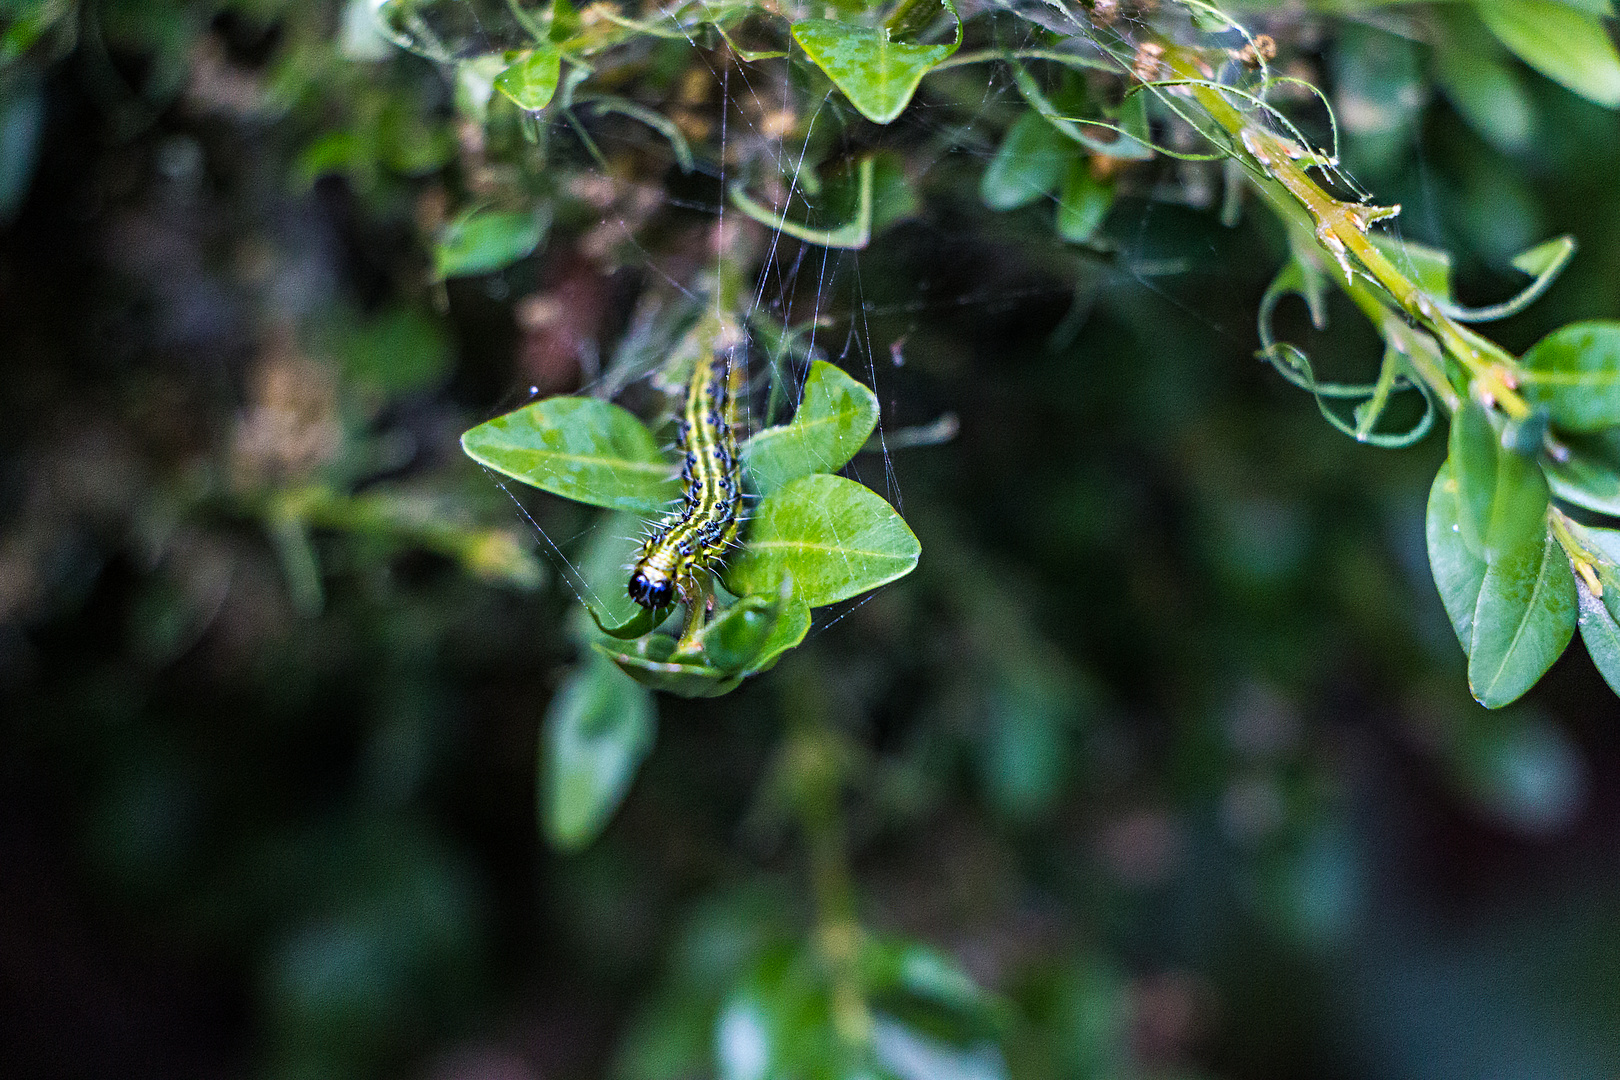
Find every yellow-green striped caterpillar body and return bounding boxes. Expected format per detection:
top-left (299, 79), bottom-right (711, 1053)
top-left (627, 347), bottom-right (744, 609)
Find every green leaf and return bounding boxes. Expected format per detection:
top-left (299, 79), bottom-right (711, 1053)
top-left (593, 635), bottom-right (748, 698)
top-left (791, 7), bottom-right (960, 125)
top-left (740, 596), bottom-right (812, 675)
top-left (1431, 7), bottom-right (1535, 154)
top-left (743, 361), bottom-right (880, 495)
top-left (1576, 577), bottom-right (1620, 697)
top-left (1368, 234), bottom-right (1453, 302)
top-left (461, 396), bottom-right (680, 512)
top-left (980, 111), bottom-right (1072, 212)
top-left (1519, 321), bottom-right (1620, 432)
top-left (542, 652), bottom-right (656, 849)
top-left (1056, 158), bottom-right (1114, 244)
top-left (590, 601), bottom-right (675, 640)
top-left (1435, 235), bottom-right (1575, 324)
top-left (695, 592), bottom-right (786, 673)
top-left (1468, 525), bottom-right (1576, 708)
top-left (1448, 398), bottom-right (1549, 559)
top-left (1476, 0), bottom-right (1620, 108)
top-left (721, 474), bottom-right (920, 607)
top-left (717, 948), bottom-right (837, 1080)
top-left (434, 208), bottom-right (546, 278)
top-left (1564, 521), bottom-right (1620, 623)
top-left (1427, 462), bottom-right (1489, 651)
top-left (730, 155), bottom-right (875, 249)
top-left (1545, 444), bottom-right (1620, 515)
top-left (862, 937), bottom-right (999, 1021)
top-left (455, 54), bottom-right (509, 124)
top-left (871, 1017), bottom-right (1007, 1080)
top-left (494, 45), bottom-right (563, 110)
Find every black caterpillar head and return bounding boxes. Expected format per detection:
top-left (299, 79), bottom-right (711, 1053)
top-left (628, 568), bottom-right (676, 609)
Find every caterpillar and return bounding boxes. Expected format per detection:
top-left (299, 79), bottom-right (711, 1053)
top-left (627, 346), bottom-right (744, 609)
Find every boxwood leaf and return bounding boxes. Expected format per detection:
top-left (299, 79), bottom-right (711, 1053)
top-left (1565, 522), bottom-right (1620, 624)
top-left (980, 111), bottom-right (1072, 212)
top-left (743, 361), bottom-right (880, 495)
top-left (1449, 398), bottom-right (1498, 554)
top-left (462, 396), bottom-right (680, 512)
top-left (721, 473), bottom-right (920, 607)
top-left (792, 6), bottom-right (960, 125)
top-left (494, 45), bottom-right (562, 110)
top-left (741, 596), bottom-right (811, 674)
top-left (1576, 577), bottom-right (1620, 697)
top-left (434, 207), bottom-right (546, 278)
top-left (1427, 462), bottom-right (1488, 650)
top-left (1545, 445), bottom-right (1620, 515)
top-left (1448, 397), bottom-right (1549, 559)
top-left (1476, 0), bottom-right (1620, 109)
top-left (594, 640), bottom-right (744, 698)
top-left (1519, 320), bottom-right (1620, 432)
top-left (695, 590), bottom-right (788, 674)
top-left (1056, 158), bottom-right (1114, 244)
top-left (1468, 525), bottom-right (1575, 708)
top-left (542, 652), bottom-right (656, 849)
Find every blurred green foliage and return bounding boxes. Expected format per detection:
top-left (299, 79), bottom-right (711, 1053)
top-left (5, 1), bottom-right (1620, 1079)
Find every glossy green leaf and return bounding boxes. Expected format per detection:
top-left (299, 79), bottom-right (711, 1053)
top-left (494, 45), bottom-right (563, 110)
top-left (730, 156), bottom-right (874, 249)
top-left (1519, 321), bottom-right (1620, 432)
top-left (697, 592), bottom-right (786, 674)
top-left (743, 361), bottom-right (880, 495)
top-left (1477, 0), bottom-right (1620, 108)
top-left (1427, 462), bottom-right (1489, 650)
top-left (1468, 525), bottom-right (1576, 708)
top-left (1056, 159), bottom-right (1114, 244)
top-left (1565, 522), bottom-right (1620, 624)
top-left (542, 652), bottom-right (656, 849)
top-left (1438, 235), bottom-right (1575, 324)
top-left (1448, 397), bottom-right (1548, 559)
top-left (1576, 577), bottom-right (1620, 696)
top-left (594, 638), bottom-right (745, 698)
top-left (591, 601), bottom-right (675, 640)
top-left (434, 208), bottom-right (546, 278)
top-left (791, 7), bottom-right (960, 125)
top-left (721, 474), bottom-right (920, 607)
top-left (693, 583), bottom-right (810, 676)
top-left (980, 111), bottom-right (1071, 212)
top-left (743, 596), bottom-right (811, 675)
top-left (570, 512), bottom-right (661, 638)
top-left (1546, 445), bottom-right (1620, 516)
top-left (461, 396), bottom-right (680, 512)
top-left (716, 948), bottom-right (838, 1080)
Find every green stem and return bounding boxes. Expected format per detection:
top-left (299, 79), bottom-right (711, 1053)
top-left (1163, 48), bottom-right (1528, 419)
top-left (781, 666), bottom-right (872, 1053)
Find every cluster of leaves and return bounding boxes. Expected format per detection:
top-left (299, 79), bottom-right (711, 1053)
top-left (9, 0), bottom-right (1620, 1077)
